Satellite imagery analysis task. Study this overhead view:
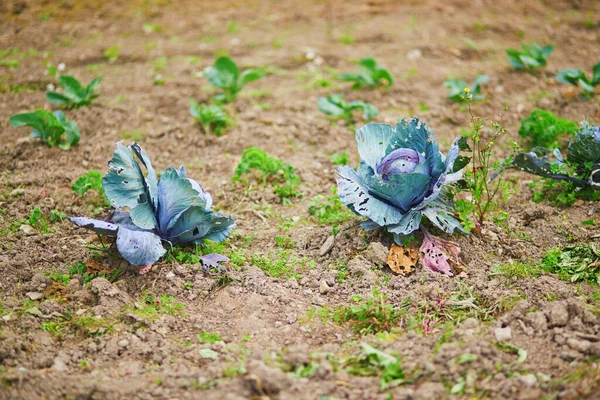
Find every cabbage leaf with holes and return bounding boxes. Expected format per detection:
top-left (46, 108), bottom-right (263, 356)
top-left (336, 118), bottom-right (466, 245)
top-left (69, 142), bottom-right (235, 268)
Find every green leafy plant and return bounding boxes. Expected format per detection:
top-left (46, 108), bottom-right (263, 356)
top-left (519, 109), bottom-right (578, 149)
top-left (556, 62), bottom-right (600, 97)
top-left (318, 94), bottom-right (378, 124)
top-left (203, 56), bottom-right (266, 102)
top-left (444, 75), bottom-right (489, 102)
top-left (46, 75), bottom-right (102, 109)
top-left (189, 100), bottom-right (231, 136)
top-left (9, 110), bottom-right (80, 150)
top-left (344, 343), bottom-right (405, 390)
top-left (338, 57), bottom-right (394, 90)
top-left (72, 170), bottom-right (110, 207)
top-left (506, 43), bottom-right (554, 70)
top-left (542, 245), bottom-right (600, 285)
top-left (233, 147), bottom-right (301, 203)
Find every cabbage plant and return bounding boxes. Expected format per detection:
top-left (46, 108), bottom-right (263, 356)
top-left (203, 56), bottom-right (266, 103)
top-left (69, 142), bottom-right (235, 273)
top-left (512, 120), bottom-right (600, 189)
top-left (9, 109), bottom-right (80, 150)
top-left (336, 118), bottom-right (466, 276)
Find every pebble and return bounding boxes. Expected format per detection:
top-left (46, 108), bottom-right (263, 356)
top-left (319, 280), bottom-right (330, 295)
top-left (19, 225), bottom-right (36, 236)
top-left (165, 271), bottom-right (175, 279)
top-left (53, 357), bottom-right (67, 372)
top-left (494, 326), bottom-right (512, 341)
top-left (407, 49), bottom-right (422, 60)
top-left (519, 374), bottom-right (537, 387)
top-left (118, 339), bottom-right (130, 348)
top-left (26, 292), bottom-right (44, 301)
top-left (319, 235), bottom-right (335, 256)
top-left (199, 348), bottom-right (218, 360)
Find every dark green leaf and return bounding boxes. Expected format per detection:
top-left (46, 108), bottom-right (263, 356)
top-left (46, 91), bottom-right (71, 106)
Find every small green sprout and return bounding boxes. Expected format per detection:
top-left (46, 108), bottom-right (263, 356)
top-left (46, 75), bottom-right (102, 109)
top-left (318, 94), bottom-right (379, 124)
top-left (506, 43), bottom-right (554, 70)
top-left (338, 57), bottom-right (394, 90)
top-left (189, 100), bottom-right (231, 136)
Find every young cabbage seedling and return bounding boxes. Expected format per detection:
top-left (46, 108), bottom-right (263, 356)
top-left (318, 94), bottom-right (379, 124)
top-left (189, 100), bottom-right (231, 136)
top-left (46, 75), bottom-right (102, 109)
top-left (9, 110), bottom-right (80, 150)
top-left (69, 142), bottom-right (236, 273)
top-left (203, 56), bottom-right (266, 103)
top-left (506, 43), bottom-right (554, 70)
top-left (338, 57), bottom-right (394, 90)
top-left (444, 75), bottom-right (489, 103)
top-left (556, 62), bottom-right (600, 97)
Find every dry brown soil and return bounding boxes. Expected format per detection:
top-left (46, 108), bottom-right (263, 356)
top-left (1, 0), bottom-right (600, 399)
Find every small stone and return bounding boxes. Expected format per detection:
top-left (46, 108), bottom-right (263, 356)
top-left (118, 339), bottom-right (130, 348)
top-left (165, 271), bottom-right (175, 279)
top-left (363, 242), bottom-right (388, 266)
top-left (519, 374), bottom-right (537, 387)
top-left (19, 224), bottom-right (36, 236)
top-left (319, 235), bottom-right (335, 256)
top-left (407, 49), bottom-right (422, 60)
top-left (75, 309), bottom-right (87, 316)
top-left (199, 348), bottom-right (218, 360)
top-left (26, 292), bottom-right (44, 301)
top-left (319, 280), bottom-right (330, 295)
top-left (53, 357), bottom-right (67, 372)
top-left (494, 327), bottom-right (512, 341)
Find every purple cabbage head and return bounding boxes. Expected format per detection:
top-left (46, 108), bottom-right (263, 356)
top-left (69, 142), bottom-right (235, 266)
top-left (336, 118), bottom-right (466, 244)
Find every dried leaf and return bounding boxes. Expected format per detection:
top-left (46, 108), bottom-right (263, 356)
top-left (386, 243), bottom-right (418, 275)
top-left (420, 229), bottom-right (462, 277)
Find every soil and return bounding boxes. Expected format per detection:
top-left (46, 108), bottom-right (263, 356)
top-left (1, 0), bottom-right (600, 399)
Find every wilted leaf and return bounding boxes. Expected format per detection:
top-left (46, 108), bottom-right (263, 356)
top-left (386, 243), bottom-right (418, 275)
top-left (419, 229), bottom-right (462, 277)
